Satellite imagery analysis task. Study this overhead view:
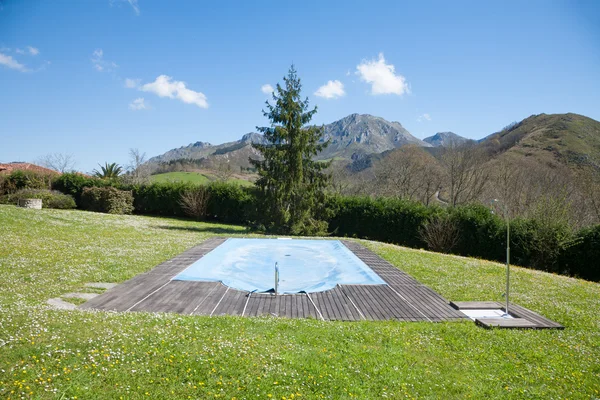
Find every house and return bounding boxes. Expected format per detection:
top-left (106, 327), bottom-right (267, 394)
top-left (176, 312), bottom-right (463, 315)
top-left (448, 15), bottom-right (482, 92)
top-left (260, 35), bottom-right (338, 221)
top-left (0, 162), bottom-right (60, 175)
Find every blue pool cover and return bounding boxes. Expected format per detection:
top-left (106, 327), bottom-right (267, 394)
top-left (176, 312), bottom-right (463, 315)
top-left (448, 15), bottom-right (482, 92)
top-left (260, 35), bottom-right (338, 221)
top-left (173, 238), bottom-right (386, 293)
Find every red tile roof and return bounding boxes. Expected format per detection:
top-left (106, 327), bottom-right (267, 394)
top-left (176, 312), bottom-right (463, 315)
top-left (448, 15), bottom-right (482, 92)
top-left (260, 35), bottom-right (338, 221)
top-left (0, 162), bottom-right (60, 175)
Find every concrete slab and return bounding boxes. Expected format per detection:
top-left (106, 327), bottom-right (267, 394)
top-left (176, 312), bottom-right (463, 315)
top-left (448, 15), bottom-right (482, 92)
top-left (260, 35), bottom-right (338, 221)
top-left (63, 292), bottom-right (99, 300)
top-left (47, 298), bottom-right (77, 310)
top-left (85, 282), bottom-right (118, 290)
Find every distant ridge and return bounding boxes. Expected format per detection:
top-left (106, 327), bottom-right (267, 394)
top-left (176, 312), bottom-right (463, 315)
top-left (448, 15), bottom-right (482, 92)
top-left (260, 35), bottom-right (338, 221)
top-left (423, 132), bottom-right (471, 147)
top-left (148, 113), bottom-right (429, 166)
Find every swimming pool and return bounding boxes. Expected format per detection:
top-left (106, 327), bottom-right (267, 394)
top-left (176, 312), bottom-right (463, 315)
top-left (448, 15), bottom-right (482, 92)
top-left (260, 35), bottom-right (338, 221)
top-left (173, 238), bottom-right (386, 293)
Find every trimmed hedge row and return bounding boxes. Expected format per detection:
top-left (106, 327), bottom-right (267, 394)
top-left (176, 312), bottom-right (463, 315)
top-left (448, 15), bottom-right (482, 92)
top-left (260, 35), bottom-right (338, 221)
top-left (50, 173), bottom-right (598, 282)
top-left (53, 173), bottom-right (257, 224)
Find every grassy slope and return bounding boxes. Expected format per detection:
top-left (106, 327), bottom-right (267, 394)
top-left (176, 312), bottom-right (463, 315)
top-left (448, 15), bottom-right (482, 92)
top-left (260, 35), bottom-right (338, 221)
top-left (0, 205), bottom-right (598, 399)
top-left (149, 171), bottom-right (211, 184)
top-left (486, 113), bottom-right (600, 167)
top-left (150, 171), bottom-right (254, 187)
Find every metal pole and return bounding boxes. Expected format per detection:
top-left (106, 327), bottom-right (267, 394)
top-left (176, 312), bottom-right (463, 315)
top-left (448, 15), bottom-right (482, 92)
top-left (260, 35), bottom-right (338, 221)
top-left (274, 262), bottom-right (279, 295)
top-left (505, 208), bottom-right (510, 316)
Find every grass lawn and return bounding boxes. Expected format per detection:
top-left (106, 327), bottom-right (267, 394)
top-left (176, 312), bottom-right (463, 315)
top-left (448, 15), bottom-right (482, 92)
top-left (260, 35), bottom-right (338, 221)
top-left (0, 205), bottom-right (599, 399)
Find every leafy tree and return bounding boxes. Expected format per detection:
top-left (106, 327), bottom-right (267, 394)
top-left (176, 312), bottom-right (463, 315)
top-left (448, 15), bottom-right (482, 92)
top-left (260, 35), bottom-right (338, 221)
top-left (92, 162), bottom-right (123, 180)
top-left (250, 66), bottom-right (330, 234)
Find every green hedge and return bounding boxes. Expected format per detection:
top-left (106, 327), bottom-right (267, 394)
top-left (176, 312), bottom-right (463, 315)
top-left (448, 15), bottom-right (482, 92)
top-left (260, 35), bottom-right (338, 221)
top-left (559, 225), bottom-right (600, 282)
top-left (129, 182), bottom-right (193, 217)
top-left (0, 189), bottom-right (76, 209)
top-left (326, 196), bottom-right (436, 248)
top-left (53, 173), bottom-right (108, 205)
top-left (80, 186), bottom-right (134, 214)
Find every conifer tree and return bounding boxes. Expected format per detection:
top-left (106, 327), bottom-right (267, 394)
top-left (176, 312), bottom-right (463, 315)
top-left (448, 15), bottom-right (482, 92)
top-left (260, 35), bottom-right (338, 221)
top-left (250, 66), bottom-right (330, 234)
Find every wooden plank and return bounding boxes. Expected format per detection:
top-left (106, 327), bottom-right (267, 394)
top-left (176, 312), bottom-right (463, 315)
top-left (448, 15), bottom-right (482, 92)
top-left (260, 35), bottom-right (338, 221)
top-left (342, 285), bottom-right (389, 320)
top-left (79, 273), bottom-right (171, 312)
top-left (192, 284), bottom-right (228, 315)
top-left (129, 281), bottom-right (212, 314)
top-left (212, 289), bottom-right (247, 316)
top-left (394, 285), bottom-right (466, 321)
top-left (504, 303), bottom-right (564, 329)
top-left (476, 318), bottom-right (538, 329)
top-left (450, 301), bottom-right (503, 310)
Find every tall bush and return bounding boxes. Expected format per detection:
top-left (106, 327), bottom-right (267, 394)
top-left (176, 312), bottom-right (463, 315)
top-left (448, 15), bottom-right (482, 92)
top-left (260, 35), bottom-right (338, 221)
top-left (179, 186), bottom-right (210, 220)
top-left (80, 187), bottom-right (134, 214)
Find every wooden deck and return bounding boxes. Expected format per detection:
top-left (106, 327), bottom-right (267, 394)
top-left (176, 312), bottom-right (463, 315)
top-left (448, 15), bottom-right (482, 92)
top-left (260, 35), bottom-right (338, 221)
top-left (80, 238), bottom-right (467, 322)
top-left (450, 301), bottom-right (564, 329)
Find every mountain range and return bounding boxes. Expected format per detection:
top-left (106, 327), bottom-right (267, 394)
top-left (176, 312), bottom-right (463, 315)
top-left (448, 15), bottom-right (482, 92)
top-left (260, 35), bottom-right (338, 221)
top-left (148, 112), bottom-right (600, 172)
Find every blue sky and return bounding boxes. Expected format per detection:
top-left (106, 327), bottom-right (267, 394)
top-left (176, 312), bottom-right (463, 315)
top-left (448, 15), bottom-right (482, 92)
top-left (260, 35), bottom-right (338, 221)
top-left (1, 0), bottom-right (599, 172)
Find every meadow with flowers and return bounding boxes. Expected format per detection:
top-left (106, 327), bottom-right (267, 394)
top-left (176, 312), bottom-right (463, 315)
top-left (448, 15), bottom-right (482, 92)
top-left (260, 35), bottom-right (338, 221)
top-left (0, 204), bottom-right (598, 399)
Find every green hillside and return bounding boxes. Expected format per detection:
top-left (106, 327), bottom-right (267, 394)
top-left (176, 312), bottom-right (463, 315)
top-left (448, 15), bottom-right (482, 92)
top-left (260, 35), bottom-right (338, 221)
top-left (482, 113), bottom-right (600, 168)
top-left (150, 171), bottom-right (254, 187)
top-left (150, 171), bottom-right (211, 184)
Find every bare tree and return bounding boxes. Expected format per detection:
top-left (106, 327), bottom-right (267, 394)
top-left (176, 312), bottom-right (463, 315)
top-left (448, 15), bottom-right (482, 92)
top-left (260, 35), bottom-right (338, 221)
top-left (328, 161), bottom-right (353, 195)
top-left (213, 161), bottom-right (233, 182)
top-left (440, 142), bottom-right (489, 206)
top-left (575, 165), bottom-right (600, 224)
top-left (124, 148), bottom-right (151, 184)
top-left (370, 146), bottom-right (444, 204)
top-left (37, 153), bottom-right (76, 173)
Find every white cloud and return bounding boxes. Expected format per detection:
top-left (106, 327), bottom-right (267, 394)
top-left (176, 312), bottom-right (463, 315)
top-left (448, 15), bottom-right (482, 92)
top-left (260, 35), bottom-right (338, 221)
top-left (91, 48), bottom-right (117, 72)
top-left (129, 97), bottom-right (147, 110)
top-left (109, 0), bottom-right (140, 15)
top-left (314, 80), bottom-right (345, 99)
top-left (356, 53), bottom-right (410, 96)
top-left (27, 46), bottom-right (39, 56)
top-left (417, 113), bottom-right (431, 122)
top-left (127, 0), bottom-right (140, 15)
top-left (140, 75), bottom-right (208, 108)
top-left (124, 78), bottom-right (141, 88)
top-left (261, 84), bottom-right (274, 94)
top-left (0, 52), bottom-right (28, 72)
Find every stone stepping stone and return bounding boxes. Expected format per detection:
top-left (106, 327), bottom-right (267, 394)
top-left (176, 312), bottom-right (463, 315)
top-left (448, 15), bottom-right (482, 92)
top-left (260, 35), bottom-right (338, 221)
top-left (47, 298), bottom-right (77, 310)
top-left (63, 292), bottom-right (99, 300)
top-left (85, 282), bottom-right (118, 290)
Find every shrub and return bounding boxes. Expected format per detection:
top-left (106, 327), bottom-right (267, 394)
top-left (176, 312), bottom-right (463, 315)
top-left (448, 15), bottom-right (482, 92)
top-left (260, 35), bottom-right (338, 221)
top-left (0, 189), bottom-right (76, 209)
top-left (419, 213), bottom-right (460, 253)
top-left (53, 173), bottom-right (107, 205)
top-left (559, 225), bottom-right (600, 281)
top-left (80, 186), bottom-right (134, 214)
top-left (1, 170), bottom-right (54, 195)
top-left (179, 186), bottom-right (210, 220)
